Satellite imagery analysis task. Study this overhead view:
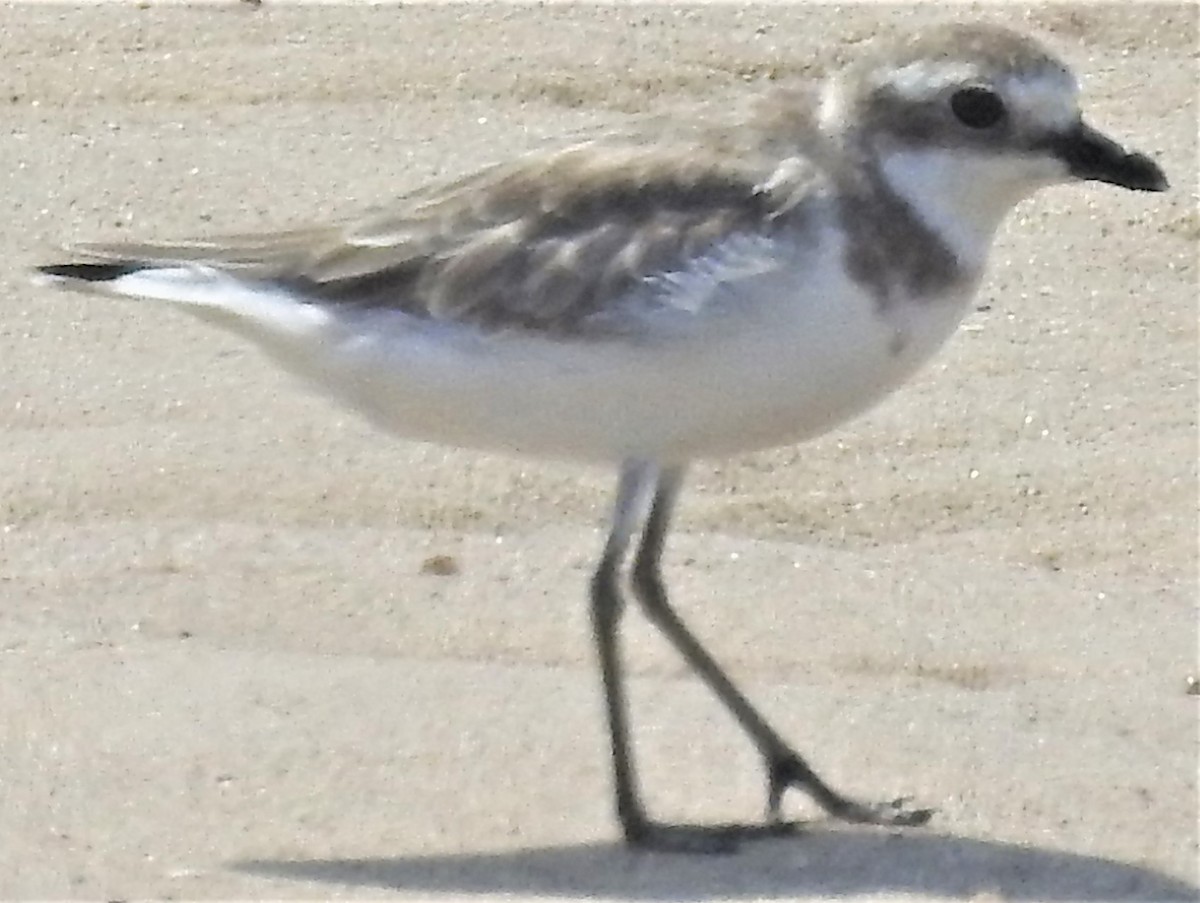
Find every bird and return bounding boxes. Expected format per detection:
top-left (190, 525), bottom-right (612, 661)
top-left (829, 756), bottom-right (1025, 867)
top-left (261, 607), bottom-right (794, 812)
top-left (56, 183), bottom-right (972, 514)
top-left (34, 22), bottom-right (1167, 853)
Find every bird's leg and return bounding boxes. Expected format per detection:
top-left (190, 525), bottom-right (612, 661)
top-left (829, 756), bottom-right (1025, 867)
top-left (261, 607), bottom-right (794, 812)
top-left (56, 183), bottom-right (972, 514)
top-left (629, 467), bottom-right (933, 830)
top-left (590, 461), bottom-right (655, 840)
top-left (593, 462), bottom-right (790, 853)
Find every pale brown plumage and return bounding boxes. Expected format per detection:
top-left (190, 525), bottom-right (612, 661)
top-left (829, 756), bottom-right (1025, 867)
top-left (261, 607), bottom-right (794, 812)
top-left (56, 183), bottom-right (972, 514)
top-left (36, 22), bottom-right (1171, 853)
top-left (61, 22), bottom-right (1073, 341)
top-left (69, 87), bottom-right (840, 337)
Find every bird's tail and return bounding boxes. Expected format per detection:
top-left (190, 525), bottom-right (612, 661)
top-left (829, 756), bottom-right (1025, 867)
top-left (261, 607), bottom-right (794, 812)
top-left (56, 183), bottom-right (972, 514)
top-left (33, 257), bottom-right (327, 340)
top-left (38, 258), bottom-right (239, 306)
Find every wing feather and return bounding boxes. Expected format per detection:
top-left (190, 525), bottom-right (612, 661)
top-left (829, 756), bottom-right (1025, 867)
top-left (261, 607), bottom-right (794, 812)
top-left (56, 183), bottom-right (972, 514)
top-left (65, 86), bottom-right (832, 339)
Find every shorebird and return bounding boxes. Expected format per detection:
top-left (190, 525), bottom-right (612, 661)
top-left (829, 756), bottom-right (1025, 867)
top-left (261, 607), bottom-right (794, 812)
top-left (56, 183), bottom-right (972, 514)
top-left (35, 22), bottom-right (1167, 852)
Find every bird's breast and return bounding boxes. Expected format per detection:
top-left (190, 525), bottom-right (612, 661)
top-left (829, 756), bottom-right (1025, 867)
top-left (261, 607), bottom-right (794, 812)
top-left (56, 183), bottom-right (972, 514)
top-left (653, 230), bottom-right (976, 458)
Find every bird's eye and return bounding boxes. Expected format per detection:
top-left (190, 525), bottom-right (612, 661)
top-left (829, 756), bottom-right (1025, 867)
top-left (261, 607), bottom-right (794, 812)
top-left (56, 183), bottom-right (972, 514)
top-left (950, 87), bottom-right (1006, 129)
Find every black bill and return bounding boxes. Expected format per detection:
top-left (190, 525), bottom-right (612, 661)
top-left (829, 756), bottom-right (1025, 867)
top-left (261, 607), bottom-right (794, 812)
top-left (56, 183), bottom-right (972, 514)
top-left (1053, 121), bottom-right (1169, 192)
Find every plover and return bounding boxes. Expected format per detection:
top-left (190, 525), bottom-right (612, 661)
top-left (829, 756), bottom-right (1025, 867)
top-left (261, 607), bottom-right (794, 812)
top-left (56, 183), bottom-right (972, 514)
top-left (35, 23), bottom-right (1167, 852)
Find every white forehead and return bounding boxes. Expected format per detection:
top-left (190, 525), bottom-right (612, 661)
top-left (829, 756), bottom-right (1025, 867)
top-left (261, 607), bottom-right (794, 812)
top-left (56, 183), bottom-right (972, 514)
top-left (999, 68), bottom-right (1080, 130)
top-left (872, 59), bottom-right (1080, 130)
top-left (874, 60), bottom-right (979, 97)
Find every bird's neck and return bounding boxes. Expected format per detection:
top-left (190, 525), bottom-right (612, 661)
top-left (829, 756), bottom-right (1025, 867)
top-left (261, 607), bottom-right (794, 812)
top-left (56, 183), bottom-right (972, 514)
top-left (874, 147), bottom-right (1032, 270)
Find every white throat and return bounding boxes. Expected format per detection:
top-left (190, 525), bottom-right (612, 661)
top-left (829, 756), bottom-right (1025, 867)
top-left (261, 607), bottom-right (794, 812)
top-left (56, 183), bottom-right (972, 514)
top-left (879, 148), bottom-right (1042, 269)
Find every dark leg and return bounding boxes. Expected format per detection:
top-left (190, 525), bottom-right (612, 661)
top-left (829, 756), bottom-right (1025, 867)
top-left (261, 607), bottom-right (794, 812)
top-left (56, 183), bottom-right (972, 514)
top-left (630, 467), bottom-right (933, 829)
top-left (589, 462), bottom-right (656, 844)
top-left (592, 462), bottom-right (791, 852)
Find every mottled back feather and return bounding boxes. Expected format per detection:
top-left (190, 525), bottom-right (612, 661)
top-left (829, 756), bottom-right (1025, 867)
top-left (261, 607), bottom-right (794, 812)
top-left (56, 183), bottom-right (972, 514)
top-left (71, 87), bottom-right (834, 337)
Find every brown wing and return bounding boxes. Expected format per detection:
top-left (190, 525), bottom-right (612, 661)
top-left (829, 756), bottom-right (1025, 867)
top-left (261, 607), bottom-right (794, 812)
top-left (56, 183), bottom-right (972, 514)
top-left (71, 87), bottom-right (830, 338)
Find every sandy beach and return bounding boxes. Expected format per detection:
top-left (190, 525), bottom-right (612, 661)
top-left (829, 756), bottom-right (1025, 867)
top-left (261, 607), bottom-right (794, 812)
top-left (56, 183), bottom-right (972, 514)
top-left (1, 2), bottom-right (1196, 900)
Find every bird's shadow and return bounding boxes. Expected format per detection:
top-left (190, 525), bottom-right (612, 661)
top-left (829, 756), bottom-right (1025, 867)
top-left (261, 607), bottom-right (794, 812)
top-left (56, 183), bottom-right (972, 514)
top-left (235, 827), bottom-right (1196, 901)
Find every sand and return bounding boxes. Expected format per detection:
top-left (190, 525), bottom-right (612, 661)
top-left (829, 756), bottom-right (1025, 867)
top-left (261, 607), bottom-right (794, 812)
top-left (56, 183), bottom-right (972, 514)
top-left (1, 2), bottom-right (1196, 900)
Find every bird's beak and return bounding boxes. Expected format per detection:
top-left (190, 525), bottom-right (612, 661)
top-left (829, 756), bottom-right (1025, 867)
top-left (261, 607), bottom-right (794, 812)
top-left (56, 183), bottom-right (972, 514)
top-left (1052, 120), bottom-right (1169, 192)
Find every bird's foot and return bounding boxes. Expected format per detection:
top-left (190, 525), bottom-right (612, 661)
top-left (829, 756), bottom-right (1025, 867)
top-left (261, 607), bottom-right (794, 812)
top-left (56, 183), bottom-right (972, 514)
top-left (623, 814), bottom-right (802, 854)
top-left (767, 753), bottom-right (934, 827)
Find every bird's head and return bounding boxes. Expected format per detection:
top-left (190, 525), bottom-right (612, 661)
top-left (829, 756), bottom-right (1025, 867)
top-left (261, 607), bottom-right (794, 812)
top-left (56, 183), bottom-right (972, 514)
top-left (821, 23), bottom-right (1168, 261)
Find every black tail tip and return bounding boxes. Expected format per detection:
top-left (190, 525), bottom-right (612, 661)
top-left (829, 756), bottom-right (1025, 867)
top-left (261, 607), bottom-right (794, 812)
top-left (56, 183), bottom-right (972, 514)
top-left (36, 262), bottom-right (145, 282)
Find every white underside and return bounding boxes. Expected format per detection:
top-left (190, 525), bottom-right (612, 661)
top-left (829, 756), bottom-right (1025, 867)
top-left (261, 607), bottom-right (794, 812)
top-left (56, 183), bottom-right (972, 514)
top-left (49, 220), bottom-right (977, 465)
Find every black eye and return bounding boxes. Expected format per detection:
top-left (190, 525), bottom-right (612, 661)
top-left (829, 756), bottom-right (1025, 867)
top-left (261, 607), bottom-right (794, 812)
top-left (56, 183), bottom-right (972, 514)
top-left (950, 87), bottom-right (1006, 129)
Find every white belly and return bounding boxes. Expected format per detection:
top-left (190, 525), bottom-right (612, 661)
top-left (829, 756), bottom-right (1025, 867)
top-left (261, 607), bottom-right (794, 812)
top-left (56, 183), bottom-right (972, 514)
top-left (245, 233), bottom-right (975, 464)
